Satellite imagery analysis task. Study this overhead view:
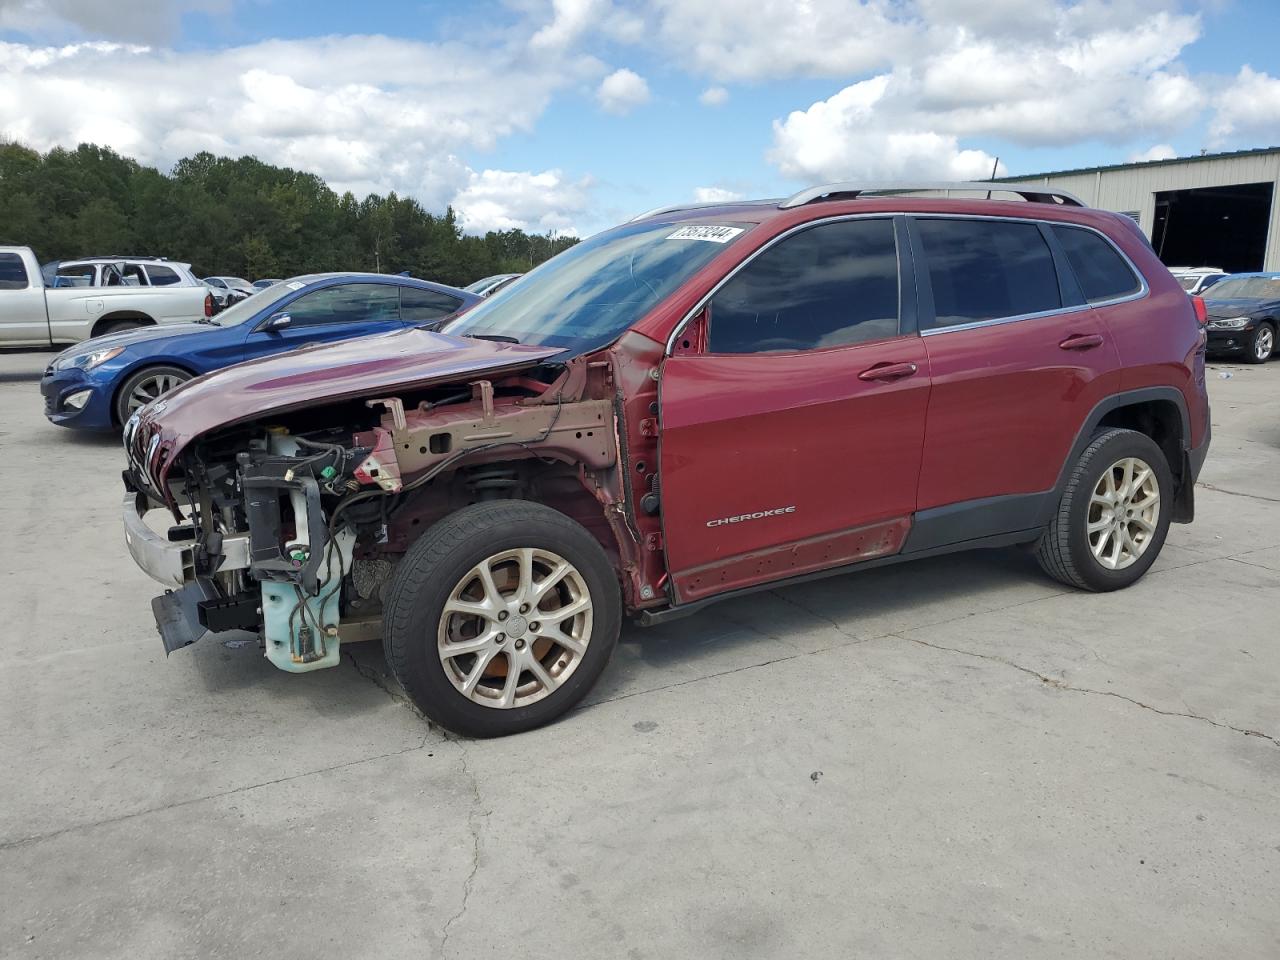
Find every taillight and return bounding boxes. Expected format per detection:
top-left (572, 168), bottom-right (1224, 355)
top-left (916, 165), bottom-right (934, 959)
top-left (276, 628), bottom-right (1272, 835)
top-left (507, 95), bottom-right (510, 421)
top-left (204, 293), bottom-right (214, 318)
top-left (1190, 294), bottom-right (1207, 326)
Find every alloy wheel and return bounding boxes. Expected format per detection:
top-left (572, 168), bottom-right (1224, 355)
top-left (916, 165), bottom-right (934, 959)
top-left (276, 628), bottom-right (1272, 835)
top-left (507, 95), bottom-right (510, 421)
top-left (1087, 456), bottom-right (1160, 570)
top-left (437, 547), bottom-right (593, 709)
top-left (1255, 326), bottom-right (1274, 361)
top-left (127, 372), bottom-right (187, 413)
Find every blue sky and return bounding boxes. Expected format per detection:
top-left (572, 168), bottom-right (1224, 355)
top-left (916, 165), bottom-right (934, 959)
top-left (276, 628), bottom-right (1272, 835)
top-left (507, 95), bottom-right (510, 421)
top-left (2, 0), bottom-right (1278, 234)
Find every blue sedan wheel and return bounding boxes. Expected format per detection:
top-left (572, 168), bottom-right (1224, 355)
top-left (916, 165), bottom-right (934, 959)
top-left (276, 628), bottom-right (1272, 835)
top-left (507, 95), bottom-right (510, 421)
top-left (115, 365), bottom-right (192, 424)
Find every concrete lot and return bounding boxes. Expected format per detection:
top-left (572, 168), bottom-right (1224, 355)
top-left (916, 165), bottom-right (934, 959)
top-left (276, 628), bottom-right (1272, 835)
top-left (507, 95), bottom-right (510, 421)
top-left (1, 347), bottom-right (1277, 959)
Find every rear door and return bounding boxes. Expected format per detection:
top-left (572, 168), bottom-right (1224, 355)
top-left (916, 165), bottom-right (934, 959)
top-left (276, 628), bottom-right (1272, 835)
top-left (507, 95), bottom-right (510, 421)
top-left (908, 216), bottom-right (1124, 547)
top-left (659, 216), bottom-right (931, 603)
top-left (240, 282), bottom-right (406, 362)
top-left (0, 252), bottom-right (51, 346)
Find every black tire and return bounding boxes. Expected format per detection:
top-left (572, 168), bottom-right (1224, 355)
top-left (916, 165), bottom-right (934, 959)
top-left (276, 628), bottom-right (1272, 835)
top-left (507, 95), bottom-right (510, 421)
top-left (102, 319), bottom-right (146, 336)
top-left (113, 365), bottom-right (192, 425)
top-left (1035, 428), bottom-right (1173, 591)
top-left (1244, 321), bottom-right (1275, 364)
top-left (384, 500), bottom-right (621, 737)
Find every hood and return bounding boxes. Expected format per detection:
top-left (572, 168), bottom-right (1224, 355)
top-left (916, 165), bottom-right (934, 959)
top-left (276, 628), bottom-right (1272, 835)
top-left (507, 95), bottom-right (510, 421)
top-left (1202, 297), bottom-right (1280, 319)
top-left (56, 322), bottom-right (216, 362)
top-left (128, 327), bottom-right (561, 491)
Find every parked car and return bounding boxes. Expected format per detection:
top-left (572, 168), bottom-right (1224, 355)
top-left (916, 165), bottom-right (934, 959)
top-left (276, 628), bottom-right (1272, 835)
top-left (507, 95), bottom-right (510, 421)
top-left (253, 278), bottom-right (283, 290)
top-left (1169, 267), bottom-right (1228, 295)
top-left (121, 182), bottom-right (1210, 738)
top-left (463, 273), bottom-right (522, 297)
top-left (1, 246), bottom-right (212, 347)
top-left (42, 273), bottom-right (477, 431)
top-left (42, 255), bottom-right (204, 291)
top-left (1200, 272), bottom-right (1280, 363)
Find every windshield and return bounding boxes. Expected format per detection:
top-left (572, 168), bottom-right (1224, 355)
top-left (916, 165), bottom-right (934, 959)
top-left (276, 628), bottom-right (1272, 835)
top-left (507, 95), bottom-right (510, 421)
top-left (1207, 277), bottom-right (1280, 301)
top-left (443, 221), bottom-right (751, 351)
top-left (210, 281), bottom-right (297, 325)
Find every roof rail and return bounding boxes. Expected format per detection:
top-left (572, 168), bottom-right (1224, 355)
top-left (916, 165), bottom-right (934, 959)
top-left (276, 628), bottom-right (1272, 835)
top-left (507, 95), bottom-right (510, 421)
top-left (778, 181), bottom-right (1086, 209)
top-left (628, 198), bottom-right (778, 223)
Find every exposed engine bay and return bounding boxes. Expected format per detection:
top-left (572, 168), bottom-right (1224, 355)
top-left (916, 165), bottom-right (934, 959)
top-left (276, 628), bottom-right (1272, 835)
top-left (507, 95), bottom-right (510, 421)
top-left (123, 356), bottom-right (647, 671)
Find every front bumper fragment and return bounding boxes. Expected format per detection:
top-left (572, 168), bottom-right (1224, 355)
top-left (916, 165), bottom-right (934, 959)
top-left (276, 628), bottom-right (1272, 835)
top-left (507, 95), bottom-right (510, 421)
top-left (122, 492), bottom-right (251, 588)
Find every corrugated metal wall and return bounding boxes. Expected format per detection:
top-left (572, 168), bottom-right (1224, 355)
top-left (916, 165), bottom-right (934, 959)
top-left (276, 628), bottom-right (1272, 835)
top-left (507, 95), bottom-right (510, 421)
top-left (1002, 152), bottom-right (1280, 270)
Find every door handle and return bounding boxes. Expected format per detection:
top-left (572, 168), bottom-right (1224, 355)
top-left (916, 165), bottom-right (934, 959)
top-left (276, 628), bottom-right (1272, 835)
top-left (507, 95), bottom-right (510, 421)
top-left (858, 361), bottom-right (918, 382)
top-left (1059, 333), bottom-right (1104, 351)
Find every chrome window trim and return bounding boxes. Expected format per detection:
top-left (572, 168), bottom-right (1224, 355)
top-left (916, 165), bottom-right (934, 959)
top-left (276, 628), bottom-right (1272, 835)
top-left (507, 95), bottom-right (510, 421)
top-left (664, 212), bottom-right (902, 356)
top-left (910, 214), bottom-right (1149, 337)
top-left (664, 211), bottom-right (1149, 355)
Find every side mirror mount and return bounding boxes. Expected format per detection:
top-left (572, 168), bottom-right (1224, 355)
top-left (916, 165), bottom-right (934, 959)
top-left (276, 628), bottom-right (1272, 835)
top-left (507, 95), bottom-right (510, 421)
top-left (266, 312), bottom-right (292, 331)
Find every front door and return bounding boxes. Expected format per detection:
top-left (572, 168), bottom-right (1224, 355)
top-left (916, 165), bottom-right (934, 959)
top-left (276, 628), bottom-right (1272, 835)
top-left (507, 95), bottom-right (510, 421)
top-left (658, 216), bottom-right (931, 604)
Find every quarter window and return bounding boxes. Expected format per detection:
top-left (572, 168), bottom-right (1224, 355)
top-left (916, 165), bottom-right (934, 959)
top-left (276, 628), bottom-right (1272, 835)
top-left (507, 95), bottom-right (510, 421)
top-left (1052, 225), bottom-right (1141, 303)
top-left (916, 218), bottom-right (1061, 328)
top-left (708, 218), bottom-right (900, 353)
top-left (400, 286), bottom-right (462, 323)
top-left (284, 283), bottom-right (401, 327)
top-left (0, 253), bottom-right (29, 290)
top-left (145, 264), bottom-right (181, 286)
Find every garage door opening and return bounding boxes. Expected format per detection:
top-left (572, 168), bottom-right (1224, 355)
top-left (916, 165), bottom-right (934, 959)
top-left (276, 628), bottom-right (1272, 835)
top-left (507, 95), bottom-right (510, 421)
top-left (1153, 182), bottom-right (1273, 274)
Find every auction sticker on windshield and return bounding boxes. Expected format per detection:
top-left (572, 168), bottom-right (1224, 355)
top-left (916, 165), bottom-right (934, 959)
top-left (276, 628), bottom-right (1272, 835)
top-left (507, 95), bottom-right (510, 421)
top-left (666, 225), bottom-right (744, 243)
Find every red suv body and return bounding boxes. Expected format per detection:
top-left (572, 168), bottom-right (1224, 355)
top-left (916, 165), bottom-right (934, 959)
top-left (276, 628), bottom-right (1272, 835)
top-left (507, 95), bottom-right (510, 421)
top-left (122, 184), bottom-right (1210, 737)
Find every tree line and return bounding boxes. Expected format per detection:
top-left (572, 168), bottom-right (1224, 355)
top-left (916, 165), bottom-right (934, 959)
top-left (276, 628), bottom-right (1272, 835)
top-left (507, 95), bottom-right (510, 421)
top-left (0, 141), bottom-right (578, 286)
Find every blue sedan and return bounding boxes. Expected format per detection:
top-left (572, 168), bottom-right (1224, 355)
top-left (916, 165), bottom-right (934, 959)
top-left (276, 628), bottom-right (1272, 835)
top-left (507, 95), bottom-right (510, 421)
top-left (41, 273), bottom-right (479, 431)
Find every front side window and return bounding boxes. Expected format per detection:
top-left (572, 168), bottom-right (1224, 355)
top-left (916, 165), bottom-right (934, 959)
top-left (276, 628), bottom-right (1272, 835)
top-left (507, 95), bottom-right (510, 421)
top-left (708, 218), bottom-right (900, 353)
top-left (916, 218), bottom-right (1061, 328)
top-left (54, 263), bottom-right (96, 287)
top-left (283, 283), bottom-right (401, 327)
top-left (145, 264), bottom-right (181, 286)
top-left (1052, 225), bottom-right (1140, 303)
top-left (0, 253), bottom-right (29, 290)
top-left (401, 286), bottom-right (462, 323)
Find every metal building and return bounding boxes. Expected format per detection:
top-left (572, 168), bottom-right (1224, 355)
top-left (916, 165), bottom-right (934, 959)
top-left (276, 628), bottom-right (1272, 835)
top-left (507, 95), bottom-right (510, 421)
top-left (999, 147), bottom-right (1280, 273)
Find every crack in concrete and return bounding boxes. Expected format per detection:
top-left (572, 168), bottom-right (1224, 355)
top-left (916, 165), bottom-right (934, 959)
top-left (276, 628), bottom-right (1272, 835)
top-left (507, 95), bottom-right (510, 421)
top-left (1197, 482), bottom-right (1280, 504)
top-left (345, 650), bottom-right (422, 716)
top-left (896, 634), bottom-right (1280, 749)
top-left (439, 742), bottom-right (484, 959)
top-left (0, 739), bottom-right (434, 852)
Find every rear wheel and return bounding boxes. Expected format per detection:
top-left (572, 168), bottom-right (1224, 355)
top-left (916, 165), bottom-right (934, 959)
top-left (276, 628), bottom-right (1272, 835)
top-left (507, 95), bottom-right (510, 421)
top-left (1035, 428), bottom-right (1173, 591)
top-left (114, 365), bottom-right (192, 424)
top-left (1246, 322), bottom-right (1275, 363)
top-left (384, 501), bottom-right (621, 737)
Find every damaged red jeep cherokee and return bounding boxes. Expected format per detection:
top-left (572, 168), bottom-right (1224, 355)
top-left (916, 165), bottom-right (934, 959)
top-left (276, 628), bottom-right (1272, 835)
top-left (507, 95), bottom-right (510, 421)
top-left (122, 182), bottom-right (1210, 737)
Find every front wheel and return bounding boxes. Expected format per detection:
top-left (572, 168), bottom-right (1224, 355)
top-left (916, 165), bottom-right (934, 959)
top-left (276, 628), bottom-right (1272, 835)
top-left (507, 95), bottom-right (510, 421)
top-left (1246, 322), bottom-right (1275, 364)
top-left (384, 501), bottom-right (621, 737)
top-left (1035, 428), bottom-right (1173, 591)
top-left (114, 365), bottom-right (192, 424)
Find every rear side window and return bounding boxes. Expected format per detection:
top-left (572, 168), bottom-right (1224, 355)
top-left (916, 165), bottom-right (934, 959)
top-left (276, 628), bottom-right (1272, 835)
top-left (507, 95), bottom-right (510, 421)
top-left (401, 286), bottom-right (462, 323)
top-left (1052, 225), bottom-right (1141, 303)
top-left (145, 264), bottom-right (181, 286)
top-left (0, 253), bottom-right (29, 290)
top-left (916, 218), bottom-right (1061, 328)
top-left (708, 218), bottom-right (900, 353)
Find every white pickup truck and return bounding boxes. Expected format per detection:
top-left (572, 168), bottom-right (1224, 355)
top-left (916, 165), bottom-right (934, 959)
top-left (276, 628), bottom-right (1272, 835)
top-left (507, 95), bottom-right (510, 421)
top-left (0, 246), bottom-right (211, 347)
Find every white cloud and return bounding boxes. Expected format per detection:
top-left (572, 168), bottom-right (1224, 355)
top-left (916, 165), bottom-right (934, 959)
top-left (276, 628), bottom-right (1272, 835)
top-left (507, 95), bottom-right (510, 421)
top-left (452, 169), bottom-right (593, 234)
top-left (648, 0), bottom-right (910, 82)
top-left (692, 186), bottom-right (743, 202)
top-left (1210, 66), bottom-right (1280, 142)
top-left (596, 67), bottom-right (650, 114)
top-left (698, 85), bottom-right (728, 107)
top-left (0, 32), bottom-right (602, 232)
top-left (767, 7), bottom-right (1206, 182)
top-left (1129, 144), bottom-right (1178, 163)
